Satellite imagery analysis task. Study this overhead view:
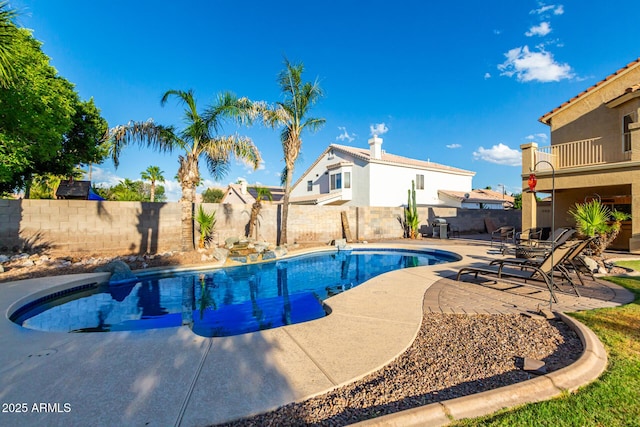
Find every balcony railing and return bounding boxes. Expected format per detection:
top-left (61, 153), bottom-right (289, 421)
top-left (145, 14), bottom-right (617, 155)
top-left (536, 137), bottom-right (631, 170)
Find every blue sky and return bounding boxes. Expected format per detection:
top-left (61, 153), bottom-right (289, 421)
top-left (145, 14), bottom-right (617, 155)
top-left (10, 0), bottom-right (640, 201)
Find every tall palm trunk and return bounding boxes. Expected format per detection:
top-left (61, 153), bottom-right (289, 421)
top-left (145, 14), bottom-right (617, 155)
top-left (149, 180), bottom-right (156, 202)
top-left (248, 200), bottom-right (261, 239)
top-left (179, 153), bottom-right (200, 251)
top-left (280, 162), bottom-right (294, 245)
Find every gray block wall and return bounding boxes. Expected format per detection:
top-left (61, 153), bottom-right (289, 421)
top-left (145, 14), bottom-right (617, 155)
top-left (1, 199), bottom-right (521, 254)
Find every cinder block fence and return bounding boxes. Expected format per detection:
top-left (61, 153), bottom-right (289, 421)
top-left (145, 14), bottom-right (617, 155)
top-left (0, 199), bottom-right (521, 254)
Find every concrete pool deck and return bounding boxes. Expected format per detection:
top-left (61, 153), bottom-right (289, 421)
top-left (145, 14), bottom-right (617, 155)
top-left (0, 238), bottom-right (635, 426)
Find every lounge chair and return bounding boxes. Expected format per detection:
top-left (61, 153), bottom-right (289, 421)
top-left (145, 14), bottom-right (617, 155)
top-left (514, 228), bottom-right (576, 258)
top-left (490, 226), bottom-right (515, 248)
top-left (456, 241), bottom-right (581, 303)
top-left (515, 227), bottom-right (542, 246)
top-left (489, 237), bottom-right (596, 297)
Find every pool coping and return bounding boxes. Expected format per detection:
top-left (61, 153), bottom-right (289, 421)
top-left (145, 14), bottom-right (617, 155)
top-left (0, 240), bottom-right (625, 426)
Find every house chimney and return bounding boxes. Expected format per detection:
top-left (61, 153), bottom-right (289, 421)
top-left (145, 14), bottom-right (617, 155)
top-left (239, 179), bottom-right (247, 194)
top-left (368, 135), bottom-right (383, 159)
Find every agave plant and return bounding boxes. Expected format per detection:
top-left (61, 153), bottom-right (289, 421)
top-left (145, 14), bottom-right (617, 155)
top-left (195, 205), bottom-right (216, 249)
top-left (569, 200), bottom-right (630, 256)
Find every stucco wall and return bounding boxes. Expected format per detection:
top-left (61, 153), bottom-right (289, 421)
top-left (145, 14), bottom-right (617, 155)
top-left (1, 199), bottom-right (521, 254)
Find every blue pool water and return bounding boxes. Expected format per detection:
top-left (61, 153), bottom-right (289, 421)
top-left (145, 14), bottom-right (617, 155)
top-left (12, 248), bottom-right (459, 337)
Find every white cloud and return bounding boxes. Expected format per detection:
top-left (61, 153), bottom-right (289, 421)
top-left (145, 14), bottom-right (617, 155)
top-left (530, 3), bottom-right (564, 16)
top-left (525, 22), bottom-right (552, 37)
top-left (369, 123), bottom-right (389, 137)
top-left (446, 143), bottom-right (462, 149)
top-left (161, 179), bottom-right (182, 202)
top-left (525, 133), bottom-right (548, 141)
top-left (336, 126), bottom-right (356, 143)
top-left (498, 46), bottom-right (573, 82)
top-left (473, 143), bottom-right (521, 166)
top-left (90, 166), bottom-right (124, 187)
top-left (484, 72), bottom-right (491, 79)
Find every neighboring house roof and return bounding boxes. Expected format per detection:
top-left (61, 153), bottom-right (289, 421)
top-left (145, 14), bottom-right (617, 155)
top-left (291, 143), bottom-right (474, 191)
top-left (330, 143), bottom-right (475, 175)
top-left (289, 192), bottom-right (343, 205)
top-left (438, 189), bottom-right (515, 207)
top-left (56, 180), bottom-right (91, 199)
top-left (222, 183), bottom-right (285, 204)
top-left (539, 57), bottom-right (640, 124)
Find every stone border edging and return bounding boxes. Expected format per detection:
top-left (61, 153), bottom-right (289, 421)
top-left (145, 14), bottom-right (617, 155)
top-left (351, 312), bottom-right (607, 427)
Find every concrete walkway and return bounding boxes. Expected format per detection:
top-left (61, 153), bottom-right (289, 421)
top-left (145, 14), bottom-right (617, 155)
top-left (0, 238), bottom-right (634, 426)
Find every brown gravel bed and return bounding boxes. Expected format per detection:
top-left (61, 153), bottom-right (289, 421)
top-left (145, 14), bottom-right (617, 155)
top-left (216, 312), bottom-right (582, 427)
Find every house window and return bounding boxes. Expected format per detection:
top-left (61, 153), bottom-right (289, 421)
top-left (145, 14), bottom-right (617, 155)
top-left (307, 180), bottom-right (313, 191)
top-left (344, 172), bottom-right (351, 188)
top-left (330, 173), bottom-right (342, 190)
top-left (623, 113), bottom-right (635, 152)
top-left (416, 174), bottom-right (425, 190)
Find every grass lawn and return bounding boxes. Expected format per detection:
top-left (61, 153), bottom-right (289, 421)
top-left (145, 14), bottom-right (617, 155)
top-left (454, 266), bottom-right (640, 427)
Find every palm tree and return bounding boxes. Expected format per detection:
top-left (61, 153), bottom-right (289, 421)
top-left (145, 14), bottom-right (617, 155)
top-left (109, 89), bottom-right (261, 250)
top-left (248, 186), bottom-right (273, 239)
top-left (0, 1), bottom-right (18, 88)
top-left (140, 165), bottom-right (165, 202)
top-left (261, 58), bottom-right (325, 245)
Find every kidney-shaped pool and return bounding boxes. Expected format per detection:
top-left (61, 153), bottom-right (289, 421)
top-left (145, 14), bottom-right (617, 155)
top-left (11, 248), bottom-right (460, 337)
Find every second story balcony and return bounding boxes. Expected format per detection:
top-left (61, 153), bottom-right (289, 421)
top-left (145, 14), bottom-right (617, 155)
top-left (535, 137), bottom-right (632, 171)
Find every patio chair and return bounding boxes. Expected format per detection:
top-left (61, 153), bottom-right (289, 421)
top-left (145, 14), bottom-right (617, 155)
top-left (489, 237), bottom-right (595, 297)
top-left (515, 227), bottom-right (542, 246)
top-left (514, 228), bottom-right (576, 258)
top-left (456, 240), bottom-right (581, 303)
top-left (490, 226), bottom-right (515, 248)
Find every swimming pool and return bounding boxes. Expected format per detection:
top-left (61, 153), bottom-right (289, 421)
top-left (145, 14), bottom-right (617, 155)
top-left (11, 248), bottom-right (459, 337)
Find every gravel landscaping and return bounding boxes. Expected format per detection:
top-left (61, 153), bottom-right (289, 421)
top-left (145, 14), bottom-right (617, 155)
top-left (216, 312), bottom-right (582, 426)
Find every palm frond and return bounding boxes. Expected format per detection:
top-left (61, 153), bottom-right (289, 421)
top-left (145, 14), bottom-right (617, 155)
top-left (199, 134), bottom-right (261, 180)
top-left (108, 119), bottom-right (178, 168)
top-left (0, 1), bottom-right (18, 87)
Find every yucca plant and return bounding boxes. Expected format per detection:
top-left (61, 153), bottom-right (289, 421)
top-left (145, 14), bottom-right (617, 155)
top-left (569, 200), bottom-right (630, 256)
top-left (195, 205), bottom-right (216, 249)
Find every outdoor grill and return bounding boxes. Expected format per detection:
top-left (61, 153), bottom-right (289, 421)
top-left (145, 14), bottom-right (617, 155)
top-left (431, 218), bottom-right (448, 239)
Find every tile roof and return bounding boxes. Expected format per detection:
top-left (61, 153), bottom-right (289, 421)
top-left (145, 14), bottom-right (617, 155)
top-left (438, 189), bottom-right (515, 206)
top-left (330, 143), bottom-right (475, 175)
top-left (539, 57), bottom-right (640, 124)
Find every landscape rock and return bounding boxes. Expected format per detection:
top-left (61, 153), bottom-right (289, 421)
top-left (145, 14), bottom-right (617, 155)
top-left (523, 357), bottom-right (547, 375)
top-left (225, 237), bottom-right (240, 248)
top-left (95, 260), bottom-right (138, 284)
top-left (212, 247), bottom-right (229, 262)
top-left (273, 246), bottom-right (288, 258)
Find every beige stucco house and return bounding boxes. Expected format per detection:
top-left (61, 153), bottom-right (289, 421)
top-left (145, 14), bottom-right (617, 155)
top-left (521, 57), bottom-right (640, 251)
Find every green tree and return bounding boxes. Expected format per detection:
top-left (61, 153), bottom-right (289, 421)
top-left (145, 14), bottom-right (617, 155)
top-left (140, 165), bottom-right (165, 202)
top-left (512, 193), bottom-right (522, 209)
top-left (261, 58), bottom-right (325, 244)
top-left (0, 28), bottom-right (108, 195)
top-left (201, 187), bottom-right (224, 203)
top-left (248, 186), bottom-right (273, 239)
top-left (0, 1), bottom-right (18, 87)
top-left (109, 89), bottom-right (261, 250)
